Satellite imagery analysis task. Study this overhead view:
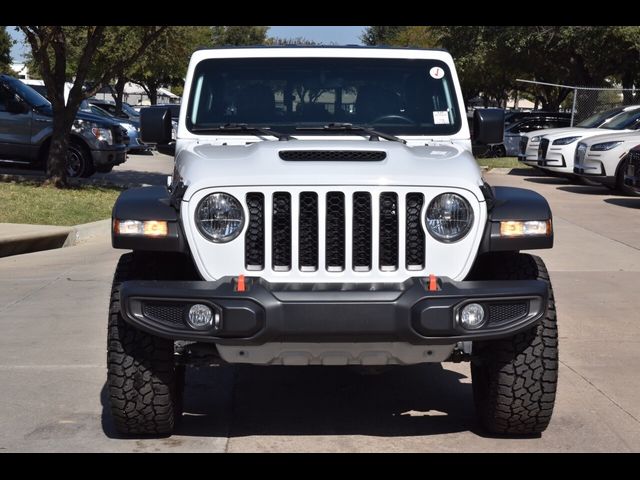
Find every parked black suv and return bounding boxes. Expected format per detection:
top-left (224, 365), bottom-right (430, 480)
top-left (0, 75), bottom-right (128, 177)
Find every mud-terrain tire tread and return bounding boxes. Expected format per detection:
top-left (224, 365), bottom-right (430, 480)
top-left (471, 253), bottom-right (558, 435)
top-left (107, 253), bottom-right (180, 436)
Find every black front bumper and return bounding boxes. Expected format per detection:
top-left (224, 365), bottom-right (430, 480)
top-left (120, 277), bottom-right (548, 345)
top-left (90, 146), bottom-right (127, 168)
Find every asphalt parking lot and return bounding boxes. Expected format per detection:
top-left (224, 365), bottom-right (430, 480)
top-left (0, 155), bottom-right (639, 452)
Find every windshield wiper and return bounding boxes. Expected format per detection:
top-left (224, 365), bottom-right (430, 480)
top-left (191, 123), bottom-right (292, 141)
top-left (295, 123), bottom-right (407, 144)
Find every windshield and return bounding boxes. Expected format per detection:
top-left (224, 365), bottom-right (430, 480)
top-left (186, 57), bottom-right (462, 136)
top-left (8, 78), bottom-right (50, 107)
top-left (121, 103), bottom-right (139, 118)
top-left (88, 104), bottom-right (113, 118)
top-left (601, 109), bottom-right (640, 130)
top-left (576, 107), bottom-right (625, 128)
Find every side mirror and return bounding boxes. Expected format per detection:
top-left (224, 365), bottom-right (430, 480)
top-left (473, 109), bottom-right (505, 144)
top-left (140, 107), bottom-right (172, 145)
top-left (6, 99), bottom-right (28, 115)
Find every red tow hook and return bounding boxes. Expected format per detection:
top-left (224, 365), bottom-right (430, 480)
top-left (428, 274), bottom-right (438, 292)
top-left (236, 274), bottom-right (246, 292)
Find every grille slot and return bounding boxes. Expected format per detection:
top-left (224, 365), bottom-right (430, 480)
top-left (539, 138), bottom-right (550, 159)
top-left (142, 303), bottom-right (185, 326)
top-left (272, 192), bottom-right (292, 270)
top-left (326, 192), bottom-right (346, 271)
top-left (299, 192), bottom-right (318, 271)
top-left (488, 302), bottom-right (528, 324)
top-left (245, 193), bottom-right (265, 270)
top-left (405, 193), bottom-right (425, 269)
top-left (280, 150), bottom-right (386, 161)
top-left (352, 192), bottom-right (372, 271)
top-left (379, 192), bottom-right (399, 270)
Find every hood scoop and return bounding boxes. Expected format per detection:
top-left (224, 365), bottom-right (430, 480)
top-left (279, 150), bottom-right (386, 161)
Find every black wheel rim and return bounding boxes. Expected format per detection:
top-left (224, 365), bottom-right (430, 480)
top-left (66, 147), bottom-right (82, 177)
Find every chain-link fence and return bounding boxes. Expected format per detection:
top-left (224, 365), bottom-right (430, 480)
top-left (516, 79), bottom-right (639, 125)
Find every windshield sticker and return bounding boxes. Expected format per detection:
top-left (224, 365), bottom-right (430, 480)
top-left (429, 67), bottom-right (445, 79)
top-left (433, 111), bottom-right (450, 124)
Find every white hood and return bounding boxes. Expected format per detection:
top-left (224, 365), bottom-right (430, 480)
top-left (523, 126), bottom-right (586, 139)
top-left (542, 127), bottom-right (634, 142)
top-left (579, 130), bottom-right (640, 147)
top-left (176, 140), bottom-right (485, 202)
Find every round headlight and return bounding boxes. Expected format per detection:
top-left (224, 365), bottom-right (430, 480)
top-left (425, 193), bottom-right (474, 243)
top-left (195, 193), bottom-right (245, 243)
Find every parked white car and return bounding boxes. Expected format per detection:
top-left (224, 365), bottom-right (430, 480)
top-left (521, 106), bottom-right (640, 177)
top-left (518, 105), bottom-right (640, 165)
top-left (573, 131), bottom-right (640, 192)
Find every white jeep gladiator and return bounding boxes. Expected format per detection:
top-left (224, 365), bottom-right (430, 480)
top-left (107, 47), bottom-right (558, 437)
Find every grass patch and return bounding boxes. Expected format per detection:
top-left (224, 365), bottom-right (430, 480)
top-left (476, 157), bottom-right (530, 170)
top-left (0, 181), bottom-right (122, 226)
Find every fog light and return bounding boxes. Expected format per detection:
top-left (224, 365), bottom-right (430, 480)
top-left (187, 304), bottom-right (215, 330)
top-left (460, 303), bottom-right (485, 329)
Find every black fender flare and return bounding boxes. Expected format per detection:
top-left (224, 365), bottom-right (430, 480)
top-left (479, 186), bottom-right (554, 252)
top-left (112, 186), bottom-right (186, 252)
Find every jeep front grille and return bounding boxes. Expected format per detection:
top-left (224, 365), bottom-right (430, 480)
top-left (244, 190), bottom-right (429, 273)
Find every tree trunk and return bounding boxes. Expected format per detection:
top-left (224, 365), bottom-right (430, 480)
top-left (149, 85), bottom-right (158, 105)
top-left (46, 104), bottom-right (75, 188)
top-left (622, 72), bottom-right (634, 104)
top-left (113, 77), bottom-right (126, 115)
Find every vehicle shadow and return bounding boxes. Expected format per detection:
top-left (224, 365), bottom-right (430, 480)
top-left (604, 198), bottom-right (640, 209)
top-left (508, 168), bottom-right (545, 177)
top-left (556, 185), bottom-right (614, 196)
top-left (522, 176), bottom-right (569, 185)
top-left (101, 363), bottom-right (478, 439)
top-left (93, 169), bottom-right (169, 187)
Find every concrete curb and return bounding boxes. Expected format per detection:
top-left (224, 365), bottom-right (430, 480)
top-left (0, 224), bottom-right (74, 258)
top-left (0, 219), bottom-right (111, 258)
top-left (66, 219), bottom-right (111, 246)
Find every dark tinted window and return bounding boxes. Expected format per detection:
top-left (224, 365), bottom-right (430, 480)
top-left (4, 78), bottom-right (50, 107)
top-left (0, 84), bottom-right (13, 111)
top-left (576, 107), bottom-right (626, 127)
top-left (601, 109), bottom-right (640, 130)
top-left (187, 57), bottom-right (462, 136)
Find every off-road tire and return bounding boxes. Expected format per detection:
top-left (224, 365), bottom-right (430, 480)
top-left (107, 253), bottom-right (182, 436)
top-left (470, 253), bottom-right (558, 435)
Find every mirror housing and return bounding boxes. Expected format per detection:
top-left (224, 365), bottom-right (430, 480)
top-left (6, 99), bottom-right (28, 115)
top-left (140, 107), bottom-right (172, 145)
top-left (473, 109), bottom-right (505, 145)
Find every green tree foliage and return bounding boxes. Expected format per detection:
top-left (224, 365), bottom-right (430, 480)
top-left (128, 26), bottom-right (211, 106)
top-left (361, 26), bottom-right (640, 110)
top-left (211, 26), bottom-right (269, 46)
top-left (19, 26), bottom-right (167, 187)
top-left (360, 26), bottom-right (404, 46)
top-left (0, 26), bottom-right (14, 74)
